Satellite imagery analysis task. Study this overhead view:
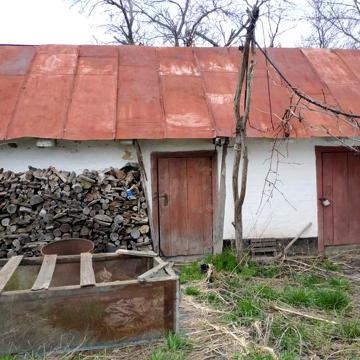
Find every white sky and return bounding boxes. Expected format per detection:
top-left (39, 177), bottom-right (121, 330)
top-left (0, 0), bottom-right (308, 47)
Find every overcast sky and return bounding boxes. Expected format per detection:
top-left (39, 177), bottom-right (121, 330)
top-left (0, 0), bottom-right (308, 47)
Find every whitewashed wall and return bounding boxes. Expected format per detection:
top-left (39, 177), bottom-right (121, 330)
top-left (0, 137), bottom-right (357, 241)
top-left (140, 137), bottom-right (359, 240)
top-left (0, 139), bottom-right (135, 172)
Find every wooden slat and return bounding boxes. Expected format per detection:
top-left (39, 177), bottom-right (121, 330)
top-left (116, 249), bottom-right (157, 257)
top-left (0, 255), bottom-right (23, 294)
top-left (138, 257), bottom-right (168, 282)
top-left (31, 255), bottom-right (57, 291)
top-left (80, 253), bottom-right (95, 287)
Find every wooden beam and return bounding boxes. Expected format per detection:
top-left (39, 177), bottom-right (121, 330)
top-left (214, 138), bottom-right (229, 254)
top-left (80, 253), bottom-right (95, 287)
top-left (116, 249), bottom-right (157, 258)
top-left (32, 255), bottom-right (57, 291)
top-left (134, 140), bottom-right (155, 252)
top-left (138, 257), bottom-right (168, 282)
top-left (0, 255), bottom-right (23, 294)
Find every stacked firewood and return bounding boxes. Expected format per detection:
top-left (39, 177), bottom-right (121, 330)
top-left (0, 164), bottom-right (152, 258)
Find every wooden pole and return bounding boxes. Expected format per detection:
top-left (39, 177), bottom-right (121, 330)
top-left (214, 138), bottom-right (229, 254)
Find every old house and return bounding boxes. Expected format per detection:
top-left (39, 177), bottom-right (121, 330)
top-left (0, 44), bottom-right (359, 258)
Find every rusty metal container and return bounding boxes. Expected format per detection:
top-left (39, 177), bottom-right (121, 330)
top-left (0, 250), bottom-right (179, 354)
top-left (41, 238), bottom-right (94, 256)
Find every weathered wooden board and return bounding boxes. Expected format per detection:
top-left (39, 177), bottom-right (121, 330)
top-left (0, 255), bottom-right (178, 354)
top-left (0, 256), bottom-right (23, 293)
top-left (32, 255), bottom-right (57, 291)
top-left (80, 253), bottom-right (95, 287)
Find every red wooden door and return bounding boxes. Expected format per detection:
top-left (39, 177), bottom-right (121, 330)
top-left (157, 156), bottom-right (213, 256)
top-left (318, 149), bottom-right (360, 247)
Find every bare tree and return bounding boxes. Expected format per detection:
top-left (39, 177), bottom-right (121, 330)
top-left (140, 0), bottom-right (228, 47)
top-left (72, 0), bottom-right (148, 45)
top-left (302, 0), bottom-right (344, 48)
top-left (303, 0), bottom-right (360, 48)
top-left (262, 0), bottom-right (295, 47)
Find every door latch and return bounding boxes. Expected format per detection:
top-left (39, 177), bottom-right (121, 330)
top-left (320, 198), bottom-right (331, 207)
top-left (159, 193), bottom-right (169, 206)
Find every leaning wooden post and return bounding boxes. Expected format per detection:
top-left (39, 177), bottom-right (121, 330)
top-left (133, 140), bottom-right (155, 252)
top-left (214, 137), bottom-right (229, 254)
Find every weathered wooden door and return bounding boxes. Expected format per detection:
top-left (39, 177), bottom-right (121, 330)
top-left (317, 148), bottom-right (360, 249)
top-left (156, 155), bottom-right (214, 256)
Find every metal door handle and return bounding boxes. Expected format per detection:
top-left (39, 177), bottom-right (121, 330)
top-left (159, 193), bottom-right (168, 206)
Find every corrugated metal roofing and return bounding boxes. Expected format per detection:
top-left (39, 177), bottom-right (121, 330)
top-left (0, 44), bottom-right (359, 140)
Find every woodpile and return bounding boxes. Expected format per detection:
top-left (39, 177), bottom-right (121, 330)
top-left (0, 164), bottom-right (152, 258)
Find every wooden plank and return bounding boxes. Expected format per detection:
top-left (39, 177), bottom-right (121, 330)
top-left (251, 247), bottom-right (277, 253)
top-left (348, 152), bottom-right (360, 245)
top-left (31, 255), bottom-right (57, 291)
top-left (116, 249), bottom-right (157, 257)
top-left (0, 255), bottom-right (23, 294)
top-left (214, 138), bottom-right (228, 254)
top-left (138, 257), bottom-right (168, 282)
top-left (80, 253), bottom-right (95, 287)
top-left (331, 152), bottom-right (349, 245)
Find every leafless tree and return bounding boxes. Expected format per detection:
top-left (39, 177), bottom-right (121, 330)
top-left (140, 0), bottom-right (230, 47)
top-left (262, 0), bottom-right (295, 47)
top-left (72, 0), bottom-right (149, 45)
top-left (302, 0), bottom-right (344, 47)
top-left (303, 0), bottom-right (360, 48)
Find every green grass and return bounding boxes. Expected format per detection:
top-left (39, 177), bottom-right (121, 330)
top-left (339, 319), bottom-right (360, 339)
top-left (313, 288), bottom-right (350, 310)
top-left (318, 258), bottom-right (341, 272)
top-left (150, 332), bottom-right (192, 360)
top-left (184, 286), bottom-right (200, 296)
top-left (281, 287), bottom-right (312, 307)
top-left (179, 262), bottom-right (204, 284)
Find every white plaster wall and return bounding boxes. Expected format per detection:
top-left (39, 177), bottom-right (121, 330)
top-left (0, 139), bottom-right (135, 172)
top-left (140, 137), bottom-right (360, 240)
top-left (1, 137), bottom-right (358, 240)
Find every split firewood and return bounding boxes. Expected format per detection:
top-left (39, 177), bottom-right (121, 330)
top-left (0, 164), bottom-right (153, 258)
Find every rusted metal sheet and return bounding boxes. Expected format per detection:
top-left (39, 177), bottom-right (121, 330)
top-left (0, 253), bottom-right (179, 354)
top-left (161, 75), bottom-right (214, 138)
top-left (0, 44), bottom-right (359, 140)
top-left (66, 74), bottom-right (117, 140)
top-left (7, 74), bottom-right (74, 139)
top-left (0, 46), bottom-right (35, 75)
top-left (117, 66), bottom-right (164, 139)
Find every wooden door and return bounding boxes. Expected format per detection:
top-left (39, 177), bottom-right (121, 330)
top-left (156, 155), bottom-right (214, 256)
top-left (317, 148), bottom-right (360, 249)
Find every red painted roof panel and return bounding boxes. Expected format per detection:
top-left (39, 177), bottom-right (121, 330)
top-left (0, 45), bottom-right (359, 140)
top-left (7, 74), bottom-right (74, 139)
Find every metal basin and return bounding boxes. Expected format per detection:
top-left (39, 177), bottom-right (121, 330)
top-left (41, 238), bottom-right (94, 256)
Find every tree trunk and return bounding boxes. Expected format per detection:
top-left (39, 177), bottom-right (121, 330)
top-left (232, 5), bottom-right (259, 262)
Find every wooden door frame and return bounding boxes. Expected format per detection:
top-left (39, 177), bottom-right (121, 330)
top-left (315, 146), bottom-right (354, 252)
top-left (151, 151), bottom-right (218, 256)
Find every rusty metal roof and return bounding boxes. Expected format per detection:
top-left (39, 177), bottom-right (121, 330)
top-left (0, 44), bottom-right (359, 140)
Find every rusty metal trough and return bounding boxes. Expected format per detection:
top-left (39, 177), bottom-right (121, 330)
top-left (0, 249), bottom-right (179, 354)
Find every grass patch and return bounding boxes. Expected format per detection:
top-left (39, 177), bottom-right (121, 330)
top-left (179, 262), bottom-right (204, 284)
top-left (281, 287), bottom-right (312, 307)
top-left (184, 286), bottom-right (200, 296)
top-left (166, 332), bottom-right (192, 351)
top-left (151, 332), bottom-right (192, 360)
top-left (339, 319), bottom-right (360, 339)
top-left (318, 258), bottom-right (341, 272)
top-left (312, 288), bottom-right (350, 311)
